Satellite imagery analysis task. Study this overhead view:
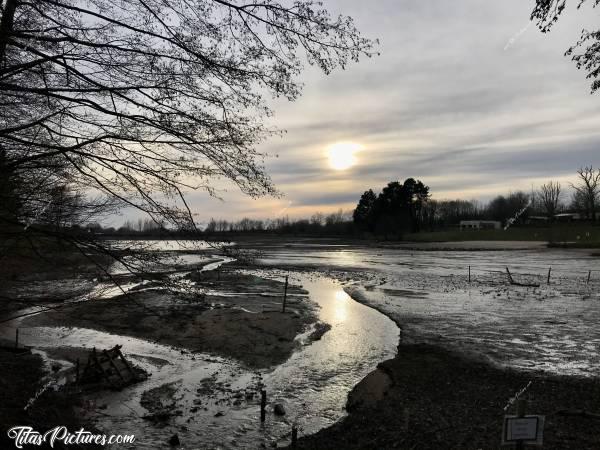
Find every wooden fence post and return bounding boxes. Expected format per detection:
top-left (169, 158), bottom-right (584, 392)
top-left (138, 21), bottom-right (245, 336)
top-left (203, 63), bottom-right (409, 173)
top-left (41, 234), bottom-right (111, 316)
top-left (260, 390), bottom-right (267, 422)
top-left (516, 398), bottom-right (527, 450)
top-left (547, 267), bottom-right (551, 285)
top-left (282, 275), bottom-right (289, 313)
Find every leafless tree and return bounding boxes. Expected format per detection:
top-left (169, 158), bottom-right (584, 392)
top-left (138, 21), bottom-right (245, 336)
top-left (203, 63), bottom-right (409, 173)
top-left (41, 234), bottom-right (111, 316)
top-left (0, 0), bottom-right (374, 231)
top-left (539, 181), bottom-right (562, 220)
top-left (0, 0), bottom-right (374, 288)
top-left (571, 166), bottom-right (600, 221)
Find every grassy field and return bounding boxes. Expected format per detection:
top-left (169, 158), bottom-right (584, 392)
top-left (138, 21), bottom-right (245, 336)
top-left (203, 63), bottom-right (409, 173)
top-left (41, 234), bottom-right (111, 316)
top-left (403, 224), bottom-right (600, 246)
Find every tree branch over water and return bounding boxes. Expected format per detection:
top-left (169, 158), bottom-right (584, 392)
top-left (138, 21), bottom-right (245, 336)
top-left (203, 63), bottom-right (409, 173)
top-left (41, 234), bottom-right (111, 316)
top-left (0, 0), bottom-right (375, 286)
top-left (0, 0), bottom-right (375, 227)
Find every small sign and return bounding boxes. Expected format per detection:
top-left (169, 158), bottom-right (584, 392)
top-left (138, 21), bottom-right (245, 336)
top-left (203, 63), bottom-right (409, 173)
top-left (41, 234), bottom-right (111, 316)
top-left (501, 415), bottom-right (544, 447)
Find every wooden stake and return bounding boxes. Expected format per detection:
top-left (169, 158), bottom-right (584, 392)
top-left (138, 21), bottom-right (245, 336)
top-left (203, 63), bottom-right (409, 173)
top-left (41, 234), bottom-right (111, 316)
top-left (587, 270), bottom-right (591, 284)
top-left (468, 265), bottom-right (471, 283)
top-left (15, 328), bottom-right (18, 348)
top-left (282, 275), bottom-right (289, 313)
top-left (547, 267), bottom-right (551, 285)
top-left (516, 398), bottom-right (527, 450)
top-left (103, 349), bottom-right (125, 383)
top-left (115, 345), bottom-right (135, 378)
top-left (260, 390), bottom-right (267, 422)
top-left (506, 267), bottom-right (514, 284)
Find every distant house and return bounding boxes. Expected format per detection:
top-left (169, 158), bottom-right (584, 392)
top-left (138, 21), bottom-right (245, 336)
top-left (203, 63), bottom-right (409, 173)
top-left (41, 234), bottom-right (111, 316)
top-left (527, 216), bottom-right (549, 224)
top-left (459, 220), bottom-right (501, 230)
top-left (554, 213), bottom-right (581, 222)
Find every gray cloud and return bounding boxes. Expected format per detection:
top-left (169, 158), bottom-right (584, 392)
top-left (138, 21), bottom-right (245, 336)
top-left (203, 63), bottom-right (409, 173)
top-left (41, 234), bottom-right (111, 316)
top-left (182, 0), bottom-right (600, 220)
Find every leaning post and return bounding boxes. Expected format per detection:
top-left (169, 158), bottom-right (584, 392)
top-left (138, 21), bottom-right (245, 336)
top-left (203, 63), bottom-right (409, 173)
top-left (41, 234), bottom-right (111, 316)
top-left (547, 267), bottom-right (551, 285)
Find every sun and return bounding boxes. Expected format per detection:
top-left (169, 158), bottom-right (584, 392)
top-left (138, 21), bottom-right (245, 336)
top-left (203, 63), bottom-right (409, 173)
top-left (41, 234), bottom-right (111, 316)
top-left (327, 142), bottom-right (362, 171)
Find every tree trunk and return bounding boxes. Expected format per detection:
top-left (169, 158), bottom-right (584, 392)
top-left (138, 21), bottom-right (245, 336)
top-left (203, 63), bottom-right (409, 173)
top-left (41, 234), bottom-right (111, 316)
top-left (0, 0), bottom-right (17, 64)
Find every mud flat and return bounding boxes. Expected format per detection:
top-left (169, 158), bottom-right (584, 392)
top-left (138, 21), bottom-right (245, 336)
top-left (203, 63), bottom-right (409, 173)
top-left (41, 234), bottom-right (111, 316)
top-left (21, 269), bottom-right (318, 368)
top-left (229, 239), bottom-right (600, 449)
top-left (292, 344), bottom-right (600, 450)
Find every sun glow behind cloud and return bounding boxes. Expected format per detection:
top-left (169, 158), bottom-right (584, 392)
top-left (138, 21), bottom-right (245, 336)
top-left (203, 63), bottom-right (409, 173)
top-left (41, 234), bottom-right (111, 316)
top-left (157, 1), bottom-right (600, 223)
top-left (327, 142), bottom-right (362, 171)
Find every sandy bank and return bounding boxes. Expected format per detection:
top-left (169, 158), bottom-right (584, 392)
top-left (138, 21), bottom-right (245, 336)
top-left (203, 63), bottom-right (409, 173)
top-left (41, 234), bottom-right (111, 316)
top-left (22, 270), bottom-right (319, 368)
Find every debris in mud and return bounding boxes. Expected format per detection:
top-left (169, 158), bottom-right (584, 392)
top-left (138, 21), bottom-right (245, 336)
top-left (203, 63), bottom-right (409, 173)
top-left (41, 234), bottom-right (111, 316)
top-left (141, 382), bottom-right (179, 422)
top-left (506, 267), bottom-right (540, 288)
top-left (274, 403), bottom-right (286, 416)
top-left (168, 434), bottom-right (180, 446)
top-left (78, 345), bottom-right (147, 390)
top-left (306, 322), bottom-right (331, 342)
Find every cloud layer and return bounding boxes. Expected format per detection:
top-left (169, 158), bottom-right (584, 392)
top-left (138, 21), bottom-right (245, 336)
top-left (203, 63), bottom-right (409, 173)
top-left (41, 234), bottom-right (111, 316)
top-left (183, 0), bottom-right (600, 223)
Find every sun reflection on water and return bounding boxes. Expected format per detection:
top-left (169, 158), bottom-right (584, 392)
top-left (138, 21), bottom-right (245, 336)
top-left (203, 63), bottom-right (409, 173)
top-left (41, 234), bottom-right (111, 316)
top-left (333, 289), bottom-right (349, 322)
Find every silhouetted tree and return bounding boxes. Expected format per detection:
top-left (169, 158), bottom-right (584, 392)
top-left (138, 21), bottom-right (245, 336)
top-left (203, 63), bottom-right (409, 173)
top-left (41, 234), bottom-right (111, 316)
top-left (0, 0), bottom-right (374, 286)
top-left (310, 212), bottom-right (325, 227)
top-left (539, 181), bottom-right (562, 220)
top-left (0, 0), bottom-right (375, 232)
top-left (486, 192), bottom-right (529, 224)
top-left (571, 166), bottom-right (600, 220)
top-left (371, 178), bottom-right (429, 236)
top-left (353, 189), bottom-right (377, 231)
top-left (570, 190), bottom-right (588, 215)
top-left (435, 199), bottom-right (483, 226)
top-left (402, 178), bottom-right (430, 232)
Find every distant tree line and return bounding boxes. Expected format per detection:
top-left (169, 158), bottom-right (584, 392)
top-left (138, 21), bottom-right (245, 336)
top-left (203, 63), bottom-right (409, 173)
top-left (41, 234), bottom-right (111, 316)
top-left (77, 166), bottom-right (600, 239)
top-left (200, 210), bottom-right (353, 236)
top-left (352, 166), bottom-right (600, 236)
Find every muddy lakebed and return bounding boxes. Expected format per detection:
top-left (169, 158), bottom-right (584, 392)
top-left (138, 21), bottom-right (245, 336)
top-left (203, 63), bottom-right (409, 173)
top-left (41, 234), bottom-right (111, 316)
top-left (1, 238), bottom-right (599, 448)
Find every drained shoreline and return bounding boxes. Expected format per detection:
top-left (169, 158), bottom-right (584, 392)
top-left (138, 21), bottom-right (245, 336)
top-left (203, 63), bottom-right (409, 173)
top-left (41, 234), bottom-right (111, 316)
top-left (290, 283), bottom-right (600, 450)
top-left (3, 239), bottom-right (600, 449)
top-left (18, 268), bottom-right (319, 369)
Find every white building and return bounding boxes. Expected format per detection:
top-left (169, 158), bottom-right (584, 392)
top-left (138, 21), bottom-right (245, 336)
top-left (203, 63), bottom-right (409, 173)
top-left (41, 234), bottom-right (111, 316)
top-left (459, 220), bottom-right (502, 230)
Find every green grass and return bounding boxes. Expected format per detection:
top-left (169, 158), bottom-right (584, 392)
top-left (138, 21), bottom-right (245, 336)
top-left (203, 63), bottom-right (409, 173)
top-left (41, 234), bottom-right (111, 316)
top-left (403, 225), bottom-right (600, 245)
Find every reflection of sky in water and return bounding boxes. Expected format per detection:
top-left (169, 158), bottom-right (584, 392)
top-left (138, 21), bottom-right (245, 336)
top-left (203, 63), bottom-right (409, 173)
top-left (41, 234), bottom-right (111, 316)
top-left (260, 246), bottom-right (600, 377)
top-left (0, 274), bottom-right (398, 449)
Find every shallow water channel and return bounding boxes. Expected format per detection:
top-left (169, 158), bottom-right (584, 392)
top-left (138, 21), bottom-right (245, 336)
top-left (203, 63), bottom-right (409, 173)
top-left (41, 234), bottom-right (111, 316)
top-left (1, 263), bottom-right (399, 449)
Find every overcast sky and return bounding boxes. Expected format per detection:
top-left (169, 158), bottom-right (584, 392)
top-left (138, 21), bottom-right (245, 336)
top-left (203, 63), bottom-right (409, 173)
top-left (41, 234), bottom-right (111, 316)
top-left (148, 1), bottom-right (600, 224)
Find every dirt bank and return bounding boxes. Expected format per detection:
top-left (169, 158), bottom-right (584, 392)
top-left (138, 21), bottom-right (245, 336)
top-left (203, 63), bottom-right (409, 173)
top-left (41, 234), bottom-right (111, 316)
top-left (22, 269), bottom-right (319, 368)
top-left (291, 343), bottom-right (600, 450)
top-left (0, 349), bottom-right (99, 449)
